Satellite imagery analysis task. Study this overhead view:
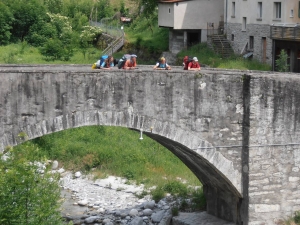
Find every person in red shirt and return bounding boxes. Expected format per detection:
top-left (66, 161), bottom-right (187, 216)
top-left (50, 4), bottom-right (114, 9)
top-left (188, 57), bottom-right (201, 71)
top-left (123, 55), bottom-right (137, 70)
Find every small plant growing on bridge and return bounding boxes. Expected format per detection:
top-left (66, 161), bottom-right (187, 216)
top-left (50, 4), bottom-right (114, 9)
top-left (17, 131), bottom-right (28, 142)
top-left (194, 73), bottom-right (203, 79)
top-left (294, 211), bottom-right (300, 224)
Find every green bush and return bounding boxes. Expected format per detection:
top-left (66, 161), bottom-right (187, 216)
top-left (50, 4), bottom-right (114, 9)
top-left (191, 188), bottom-right (206, 210)
top-left (179, 199), bottom-right (189, 211)
top-left (123, 169), bottom-right (135, 180)
top-left (0, 143), bottom-right (64, 225)
top-left (150, 187), bottom-right (165, 203)
top-left (3, 51), bottom-right (17, 64)
top-left (39, 37), bottom-right (74, 61)
top-left (40, 38), bottom-right (64, 61)
top-left (171, 206), bottom-right (179, 216)
top-left (162, 181), bottom-right (188, 197)
top-left (294, 211), bottom-right (300, 223)
top-left (0, 2), bottom-right (14, 45)
top-left (275, 49), bottom-right (289, 72)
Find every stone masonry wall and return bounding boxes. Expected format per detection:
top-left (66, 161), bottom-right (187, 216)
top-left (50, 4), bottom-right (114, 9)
top-left (247, 73), bottom-right (300, 225)
top-left (225, 23), bottom-right (273, 65)
top-left (169, 29), bottom-right (185, 54)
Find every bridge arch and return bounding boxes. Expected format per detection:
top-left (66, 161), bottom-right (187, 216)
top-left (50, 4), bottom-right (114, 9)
top-left (0, 66), bottom-right (247, 222)
top-left (3, 110), bottom-right (243, 222)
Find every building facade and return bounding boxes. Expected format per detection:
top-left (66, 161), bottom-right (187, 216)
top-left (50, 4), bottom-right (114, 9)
top-left (158, 0), bottom-right (300, 72)
top-left (158, 0), bottom-right (224, 53)
top-left (224, 0), bottom-right (300, 72)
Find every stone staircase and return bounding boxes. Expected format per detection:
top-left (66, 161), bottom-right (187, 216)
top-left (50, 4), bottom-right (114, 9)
top-left (208, 35), bottom-right (234, 58)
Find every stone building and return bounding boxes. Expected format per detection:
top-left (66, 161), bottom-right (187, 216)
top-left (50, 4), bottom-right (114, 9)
top-left (225, 0), bottom-right (300, 72)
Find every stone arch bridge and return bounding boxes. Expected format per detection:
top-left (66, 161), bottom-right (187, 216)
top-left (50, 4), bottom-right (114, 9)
top-left (1, 65), bottom-right (300, 225)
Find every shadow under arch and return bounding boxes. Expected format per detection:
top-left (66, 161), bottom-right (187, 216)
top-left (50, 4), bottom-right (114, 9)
top-left (134, 129), bottom-right (242, 223)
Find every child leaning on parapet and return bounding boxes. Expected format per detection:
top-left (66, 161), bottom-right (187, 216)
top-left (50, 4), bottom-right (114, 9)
top-left (188, 57), bottom-right (201, 71)
top-left (153, 57), bottom-right (171, 70)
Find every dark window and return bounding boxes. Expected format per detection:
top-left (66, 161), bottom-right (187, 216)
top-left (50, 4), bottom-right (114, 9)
top-left (231, 34), bottom-right (234, 41)
top-left (258, 2), bottom-right (262, 18)
top-left (249, 36), bottom-right (254, 49)
top-left (242, 17), bottom-right (247, 30)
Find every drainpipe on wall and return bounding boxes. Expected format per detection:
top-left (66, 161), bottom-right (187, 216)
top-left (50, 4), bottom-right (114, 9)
top-left (272, 39), bottom-right (275, 71)
top-left (184, 31), bottom-right (187, 50)
top-left (225, 0), bottom-right (228, 34)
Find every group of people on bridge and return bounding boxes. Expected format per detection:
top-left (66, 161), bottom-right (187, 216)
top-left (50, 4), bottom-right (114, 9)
top-left (92, 54), bottom-right (201, 71)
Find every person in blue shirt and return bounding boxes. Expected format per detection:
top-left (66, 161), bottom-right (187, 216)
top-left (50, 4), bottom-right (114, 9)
top-left (100, 56), bottom-right (114, 70)
top-left (153, 57), bottom-right (171, 70)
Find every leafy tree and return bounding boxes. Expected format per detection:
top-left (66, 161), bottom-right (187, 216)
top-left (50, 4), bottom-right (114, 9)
top-left (62, 0), bottom-right (93, 19)
top-left (94, 0), bottom-right (114, 21)
top-left (79, 25), bottom-right (102, 58)
top-left (120, 0), bottom-right (129, 17)
top-left (0, 2), bottom-right (14, 45)
top-left (135, 0), bottom-right (158, 17)
top-left (71, 12), bottom-right (89, 32)
top-left (275, 49), bottom-right (289, 72)
top-left (39, 38), bottom-right (65, 61)
top-left (47, 13), bottom-right (71, 35)
top-left (26, 18), bottom-right (57, 46)
top-left (80, 25), bottom-right (102, 47)
top-left (8, 0), bottom-right (48, 42)
top-left (0, 143), bottom-right (64, 225)
top-left (44, 0), bottom-right (63, 14)
top-left (39, 13), bottom-right (76, 60)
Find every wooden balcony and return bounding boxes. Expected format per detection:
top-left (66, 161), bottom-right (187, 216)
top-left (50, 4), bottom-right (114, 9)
top-left (270, 24), bottom-right (300, 41)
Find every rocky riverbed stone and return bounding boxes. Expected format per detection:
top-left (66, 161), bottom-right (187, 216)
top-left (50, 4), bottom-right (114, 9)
top-left (59, 171), bottom-right (235, 225)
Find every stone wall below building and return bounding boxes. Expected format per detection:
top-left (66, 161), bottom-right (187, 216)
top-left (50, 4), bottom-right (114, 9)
top-left (225, 23), bottom-right (273, 65)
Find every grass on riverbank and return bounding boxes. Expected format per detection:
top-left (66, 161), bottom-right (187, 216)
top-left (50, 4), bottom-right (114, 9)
top-left (14, 126), bottom-right (204, 207)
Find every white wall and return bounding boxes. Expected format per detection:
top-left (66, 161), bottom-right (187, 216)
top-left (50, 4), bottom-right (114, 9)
top-left (159, 0), bottom-right (224, 30)
top-left (158, 3), bottom-right (174, 27)
top-left (226, 0), bottom-right (300, 25)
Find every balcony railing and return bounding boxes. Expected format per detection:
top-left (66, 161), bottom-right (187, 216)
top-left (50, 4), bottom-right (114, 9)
top-left (270, 24), bottom-right (300, 40)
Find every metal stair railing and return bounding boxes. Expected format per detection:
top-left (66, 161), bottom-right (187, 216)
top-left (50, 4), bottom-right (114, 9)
top-left (90, 19), bottom-right (125, 55)
top-left (215, 35), bottom-right (225, 57)
top-left (102, 35), bottom-right (124, 55)
top-left (90, 20), bottom-right (122, 38)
